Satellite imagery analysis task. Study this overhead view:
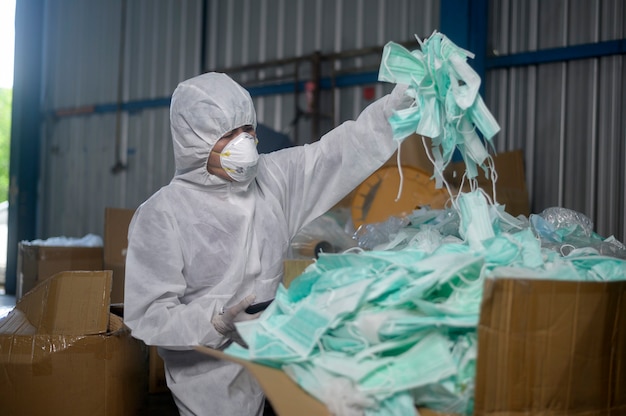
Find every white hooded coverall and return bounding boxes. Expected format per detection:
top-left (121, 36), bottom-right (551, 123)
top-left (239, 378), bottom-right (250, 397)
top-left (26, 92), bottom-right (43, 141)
top-left (124, 72), bottom-right (410, 415)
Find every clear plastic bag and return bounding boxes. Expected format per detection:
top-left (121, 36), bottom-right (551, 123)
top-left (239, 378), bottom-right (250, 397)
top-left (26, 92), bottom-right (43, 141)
top-left (289, 214), bottom-right (357, 259)
top-left (530, 207), bottom-right (626, 259)
top-left (352, 215), bottom-right (410, 250)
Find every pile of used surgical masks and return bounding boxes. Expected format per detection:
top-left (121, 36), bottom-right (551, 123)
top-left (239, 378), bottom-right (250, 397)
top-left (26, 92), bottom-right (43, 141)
top-left (227, 195), bottom-right (626, 415)
top-left (224, 31), bottom-right (626, 416)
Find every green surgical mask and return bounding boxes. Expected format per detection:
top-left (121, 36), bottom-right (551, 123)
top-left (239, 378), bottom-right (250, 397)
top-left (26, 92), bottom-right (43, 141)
top-left (359, 332), bottom-right (457, 399)
top-left (378, 41), bottom-right (427, 86)
top-left (457, 191), bottom-right (496, 249)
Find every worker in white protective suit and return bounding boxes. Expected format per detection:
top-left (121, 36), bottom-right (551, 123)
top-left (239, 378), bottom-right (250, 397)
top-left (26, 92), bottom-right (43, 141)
top-left (124, 72), bottom-right (411, 415)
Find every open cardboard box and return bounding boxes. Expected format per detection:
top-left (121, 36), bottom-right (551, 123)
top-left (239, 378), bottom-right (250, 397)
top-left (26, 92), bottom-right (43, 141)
top-left (16, 207), bottom-right (137, 304)
top-left (197, 276), bottom-right (626, 415)
top-left (0, 270), bottom-right (147, 415)
top-left (17, 242), bottom-right (104, 300)
top-left (443, 149), bottom-right (530, 217)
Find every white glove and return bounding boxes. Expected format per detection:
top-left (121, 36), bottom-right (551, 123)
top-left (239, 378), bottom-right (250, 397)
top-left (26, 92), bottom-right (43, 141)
top-left (211, 294), bottom-right (259, 347)
top-left (383, 83), bottom-right (413, 119)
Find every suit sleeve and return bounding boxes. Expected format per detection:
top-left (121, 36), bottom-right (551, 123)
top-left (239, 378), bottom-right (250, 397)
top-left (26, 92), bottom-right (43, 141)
top-left (260, 84), bottom-right (412, 238)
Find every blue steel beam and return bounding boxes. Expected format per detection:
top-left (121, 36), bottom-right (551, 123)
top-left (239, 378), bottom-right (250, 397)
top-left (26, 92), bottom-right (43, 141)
top-left (6, 0), bottom-right (44, 294)
top-left (487, 39), bottom-right (626, 69)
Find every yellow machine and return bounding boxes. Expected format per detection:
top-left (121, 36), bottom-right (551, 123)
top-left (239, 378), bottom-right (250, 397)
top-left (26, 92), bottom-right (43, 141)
top-left (351, 165), bottom-right (450, 228)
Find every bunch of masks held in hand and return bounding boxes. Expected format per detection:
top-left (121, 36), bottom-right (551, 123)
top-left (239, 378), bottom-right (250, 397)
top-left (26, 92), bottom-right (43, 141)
top-left (378, 30), bottom-right (501, 189)
top-left (226, 191), bottom-right (626, 416)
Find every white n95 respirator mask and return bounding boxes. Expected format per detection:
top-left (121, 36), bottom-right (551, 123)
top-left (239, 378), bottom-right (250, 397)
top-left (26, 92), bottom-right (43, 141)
top-left (212, 132), bottom-right (259, 182)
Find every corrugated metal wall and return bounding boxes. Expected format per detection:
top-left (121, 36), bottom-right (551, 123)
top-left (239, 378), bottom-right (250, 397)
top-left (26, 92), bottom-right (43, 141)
top-left (36, 0), bottom-right (624, 245)
top-left (486, 0), bottom-right (625, 242)
top-left (39, 0), bottom-right (440, 238)
top-left (204, 0), bottom-right (438, 145)
top-left (41, 0), bottom-right (204, 237)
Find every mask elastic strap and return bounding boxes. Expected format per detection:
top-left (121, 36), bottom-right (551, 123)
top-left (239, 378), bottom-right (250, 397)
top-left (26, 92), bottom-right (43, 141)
top-left (474, 185), bottom-right (494, 205)
top-left (211, 149), bottom-right (232, 158)
top-left (343, 246), bottom-right (365, 255)
top-left (345, 322), bottom-right (371, 349)
top-left (495, 207), bottom-right (526, 231)
top-left (446, 267), bottom-right (483, 292)
top-left (472, 185), bottom-right (525, 232)
top-left (485, 155), bottom-right (498, 203)
top-left (395, 144), bottom-right (404, 202)
top-left (560, 243), bottom-right (576, 257)
top-left (420, 135), bottom-right (459, 212)
top-left (501, 232), bottom-right (525, 254)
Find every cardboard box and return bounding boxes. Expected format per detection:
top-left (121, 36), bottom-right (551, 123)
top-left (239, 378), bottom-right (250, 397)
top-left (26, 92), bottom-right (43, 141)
top-left (283, 259), bottom-right (314, 287)
top-left (0, 270), bottom-right (148, 416)
top-left (102, 208), bottom-right (169, 394)
top-left (197, 277), bottom-right (626, 416)
top-left (103, 207), bottom-right (135, 305)
top-left (17, 243), bottom-right (103, 300)
top-left (104, 207), bottom-right (169, 394)
top-left (443, 149), bottom-right (530, 217)
top-left (474, 278), bottom-right (626, 415)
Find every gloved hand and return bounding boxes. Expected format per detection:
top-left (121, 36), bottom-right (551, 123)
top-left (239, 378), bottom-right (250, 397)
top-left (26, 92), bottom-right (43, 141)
top-left (211, 294), bottom-right (259, 348)
top-left (383, 82), bottom-right (413, 119)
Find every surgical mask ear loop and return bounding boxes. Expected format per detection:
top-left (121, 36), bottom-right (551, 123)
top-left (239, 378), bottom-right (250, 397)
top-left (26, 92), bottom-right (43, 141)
top-left (421, 135), bottom-right (459, 212)
top-left (447, 261), bottom-right (488, 295)
top-left (343, 246), bottom-right (365, 255)
top-left (345, 322), bottom-right (371, 350)
top-left (471, 185), bottom-right (524, 232)
top-left (485, 155), bottom-right (498, 202)
top-left (560, 243), bottom-right (576, 256)
top-left (394, 143), bottom-right (405, 202)
top-left (415, 33), bottom-right (426, 47)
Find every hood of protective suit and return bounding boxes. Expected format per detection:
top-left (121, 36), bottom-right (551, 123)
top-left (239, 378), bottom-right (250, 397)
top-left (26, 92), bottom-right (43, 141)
top-left (169, 72), bottom-right (257, 186)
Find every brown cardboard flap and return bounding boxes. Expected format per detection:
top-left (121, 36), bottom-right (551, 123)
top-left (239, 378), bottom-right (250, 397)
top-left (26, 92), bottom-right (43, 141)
top-left (474, 278), bottom-right (626, 415)
top-left (197, 346), bottom-right (331, 415)
top-left (15, 270), bottom-right (113, 336)
top-left (35, 246), bottom-right (102, 262)
top-left (0, 270), bottom-right (147, 416)
top-left (0, 328), bottom-right (147, 416)
top-left (196, 347), bottom-right (452, 415)
top-left (17, 244), bottom-right (104, 300)
top-left (0, 309), bottom-right (36, 335)
top-left (108, 263), bottom-right (127, 305)
top-left (283, 259), bottom-right (314, 288)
